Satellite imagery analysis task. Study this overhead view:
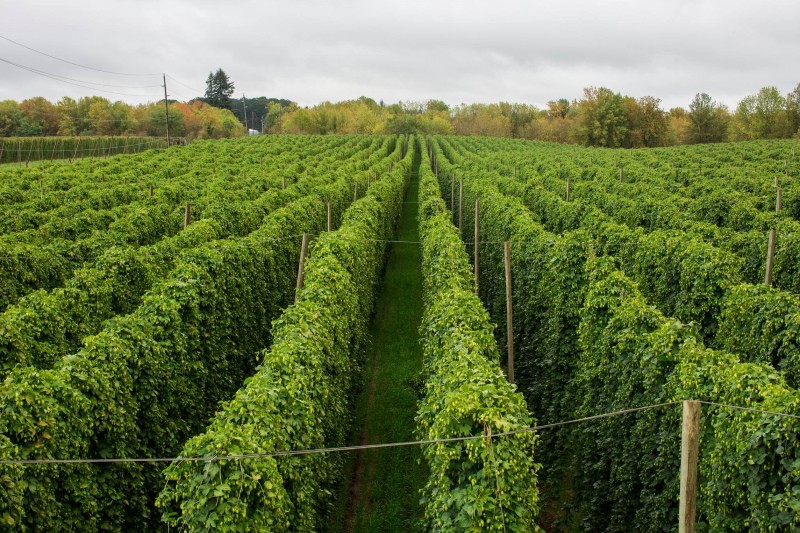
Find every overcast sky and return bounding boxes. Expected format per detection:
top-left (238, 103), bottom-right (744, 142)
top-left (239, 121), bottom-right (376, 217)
top-left (2, 0), bottom-right (799, 111)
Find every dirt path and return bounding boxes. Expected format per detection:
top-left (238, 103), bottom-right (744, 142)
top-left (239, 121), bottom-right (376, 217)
top-left (333, 144), bottom-right (427, 533)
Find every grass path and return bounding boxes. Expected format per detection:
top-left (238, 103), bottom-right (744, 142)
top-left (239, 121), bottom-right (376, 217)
top-left (329, 145), bottom-right (427, 533)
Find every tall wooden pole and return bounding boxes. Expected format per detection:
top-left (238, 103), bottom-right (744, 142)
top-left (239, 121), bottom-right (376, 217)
top-left (765, 229), bottom-right (776, 286)
top-left (163, 74), bottom-right (171, 147)
top-left (242, 94), bottom-right (248, 131)
top-left (295, 233), bottom-right (309, 302)
top-left (183, 203), bottom-right (192, 228)
top-left (679, 400), bottom-right (700, 533)
top-left (458, 179), bottom-right (463, 233)
top-left (474, 198), bottom-right (480, 296)
top-left (451, 173), bottom-right (455, 214)
top-left (504, 241), bottom-right (515, 384)
top-left (327, 201), bottom-right (332, 232)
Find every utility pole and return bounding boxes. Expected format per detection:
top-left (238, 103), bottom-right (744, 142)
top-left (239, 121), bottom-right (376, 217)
top-left (163, 74), bottom-right (171, 146)
top-left (242, 94), bottom-right (248, 131)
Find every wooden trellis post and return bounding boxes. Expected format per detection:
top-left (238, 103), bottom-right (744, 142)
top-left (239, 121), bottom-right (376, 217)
top-left (474, 198), bottom-right (480, 296)
top-left (765, 229), bottom-right (776, 286)
top-left (504, 241), bottom-right (515, 384)
top-left (451, 173), bottom-right (455, 215)
top-left (183, 203), bottom-right (192, 228)
top-left (679, 400), bottom-right (700, 533)
top-left (295, 233), bottom-right (309, 302)
top-left (458, 179), bottom-right (463, 232)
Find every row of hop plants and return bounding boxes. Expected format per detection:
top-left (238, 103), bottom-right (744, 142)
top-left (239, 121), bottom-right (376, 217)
top-left (436, 134), bottom-right (800, 390)
top-left (0, 136), bottom-right (394, 312)
top-left (415, 138), bottom-right (540, 531)
top-left (0, 136), bottom-right (173, 165)
top-left (449, 135), bottom-right (800, 221)
top-left (0, 136), bottom-right (402, 375)
top-left (431, 136), bottom-right (800, 531)
top-left (0, 135), bottom-right (406, 530)
top-left (156, 136), bottom-right (413, 530)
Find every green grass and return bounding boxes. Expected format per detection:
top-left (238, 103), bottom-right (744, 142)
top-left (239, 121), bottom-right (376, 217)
top-left (328, 146), bottom-right (428, 533)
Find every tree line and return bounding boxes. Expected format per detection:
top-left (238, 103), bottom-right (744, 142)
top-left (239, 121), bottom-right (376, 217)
top-left (3, 70), bottom-right (798, 147)
top-left (273, 84), bottom-right (800, 147)
top-left (0, 96), bottom-right (245, 139)
top-left (0, 68), bottom-right (289, 140)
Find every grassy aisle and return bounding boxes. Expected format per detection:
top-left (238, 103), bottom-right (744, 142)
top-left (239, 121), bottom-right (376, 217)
top-left (330, 146), bottom-right (427, 533)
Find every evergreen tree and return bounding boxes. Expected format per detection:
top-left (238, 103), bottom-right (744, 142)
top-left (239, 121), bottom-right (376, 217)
top-left (204, 68), bottom-right (235, 109)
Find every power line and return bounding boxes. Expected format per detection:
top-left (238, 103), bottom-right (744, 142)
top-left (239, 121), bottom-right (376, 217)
top-left (0, 57), bottom-right (159, 98)
top-left (165, 74), bottom-right (204, 95)
top-left (166, 88), bottom-right (193, 102)
top-left (0, 60), bottom-right (162, 88)
top-left (0, 34), bottom-right (161, 77)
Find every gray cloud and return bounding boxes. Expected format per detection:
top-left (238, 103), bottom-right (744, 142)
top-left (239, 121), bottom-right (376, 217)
top-left (1, 0), bottom-right (798, 111)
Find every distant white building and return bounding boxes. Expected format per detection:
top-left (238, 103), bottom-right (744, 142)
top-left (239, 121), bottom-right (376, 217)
top-left (248, 129), bottom-right (259, 136)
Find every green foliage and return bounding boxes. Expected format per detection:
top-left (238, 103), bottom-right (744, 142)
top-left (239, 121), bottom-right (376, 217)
top-left (0, 100), bottom-right (23, 136)
top-left (146, 105), bottom-right (185, 137)
top-left (731, 86), bottom-right (792, 141)
top-left (0, 135), bottom-right (408, 529)
top-left (416, 141), bottom-right (540, 531)
top-left (0, 202), bottom-right (183, 312)
top-left (428, 134), bottom-right (800, 531)
top-left (576, 87), bottom-right (629, 148)
top-left (670, 342), bottom-right (800, 530)
top-left (0, 136), bottom-right (168, 164)
top-left (627, 230), bottom-right (742, 339)
top-left (157, 137), bottom-right (411, 530)
top-left (717, 284), bottom-right (800, 388)
top-left (688, 93), bottom-right (730, 143)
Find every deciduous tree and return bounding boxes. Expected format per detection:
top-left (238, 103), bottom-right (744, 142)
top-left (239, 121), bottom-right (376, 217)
top-left (687, 93), bottom-right (729, 143)
top-left (626, 96), bottom-right (668, 147)
top-left (0, 100), bottom-right (22, 136)
top-left (576, 87), bottom-right (629, 148)
top-left (731, 86), bottom-right (790, 140)
top-left (19, 97), bottom-right (59, 135)
top-left (788, 83), bottom-right (800, 136)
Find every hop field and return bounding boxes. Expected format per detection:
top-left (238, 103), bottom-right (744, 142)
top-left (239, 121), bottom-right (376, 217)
top-left (0, 135), bottom-right (798, 531)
